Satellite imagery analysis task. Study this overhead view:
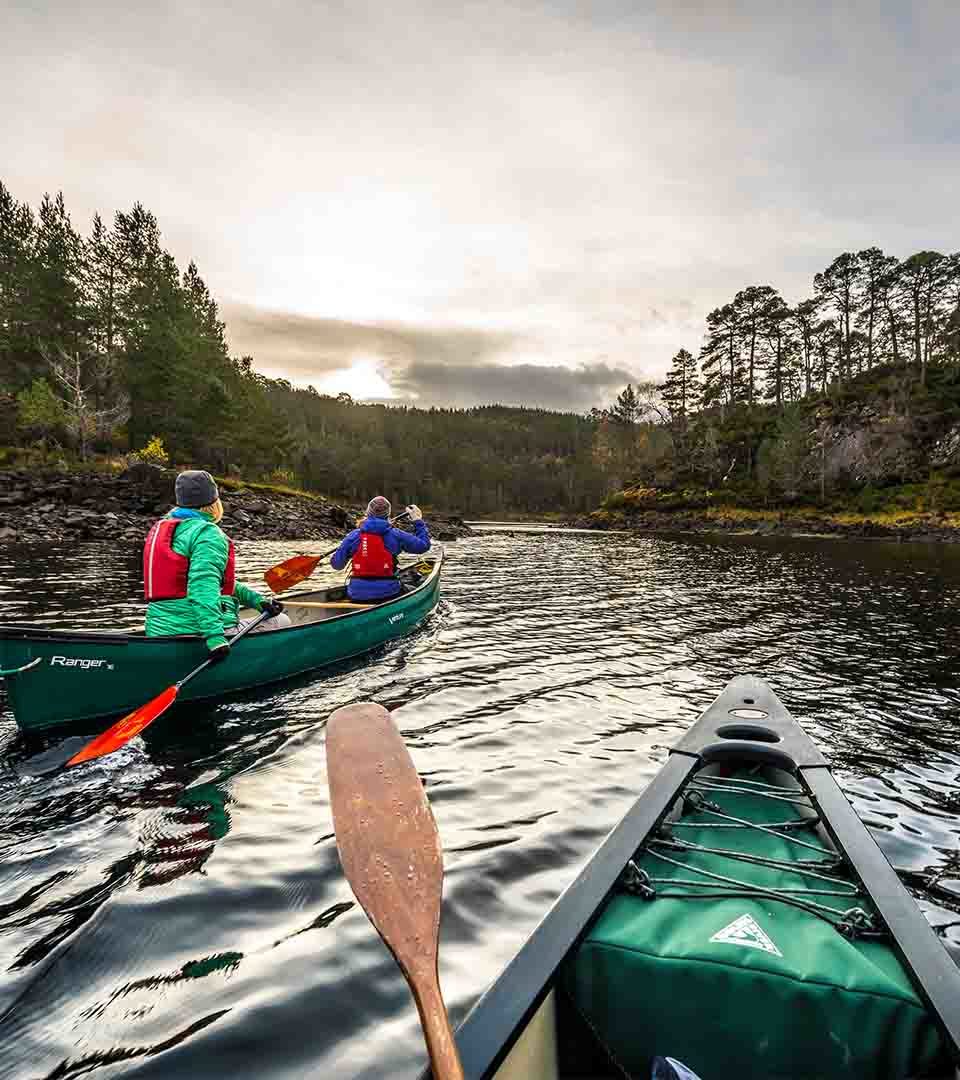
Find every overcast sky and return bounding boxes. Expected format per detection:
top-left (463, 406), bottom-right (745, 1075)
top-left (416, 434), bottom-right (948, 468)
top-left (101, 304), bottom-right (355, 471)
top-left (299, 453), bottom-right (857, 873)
top-left (4, 1), bottom-right (958, 410)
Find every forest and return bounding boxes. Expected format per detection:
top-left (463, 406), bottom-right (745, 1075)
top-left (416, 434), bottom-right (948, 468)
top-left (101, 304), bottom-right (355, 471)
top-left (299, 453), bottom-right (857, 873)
top-left (606, 246), bottom-right (960, 501)
top-left (2, 179), bottom-right (959, 516)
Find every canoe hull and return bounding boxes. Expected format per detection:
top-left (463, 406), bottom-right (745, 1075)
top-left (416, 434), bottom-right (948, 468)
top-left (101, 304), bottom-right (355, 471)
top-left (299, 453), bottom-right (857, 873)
top-left (0, 557), bottom-right (441, 733)
top-left (421, 675), bottom-right (960, 1079)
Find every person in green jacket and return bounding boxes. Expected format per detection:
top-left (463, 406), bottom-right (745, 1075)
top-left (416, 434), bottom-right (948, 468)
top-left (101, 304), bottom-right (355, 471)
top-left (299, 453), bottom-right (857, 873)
top-left (144, 470), bottom-right (288, 661)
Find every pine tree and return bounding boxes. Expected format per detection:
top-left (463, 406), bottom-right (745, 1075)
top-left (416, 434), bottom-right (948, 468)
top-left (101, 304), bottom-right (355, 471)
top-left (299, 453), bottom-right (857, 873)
top-left (894, 251), bottom-right (947, 382)
top-left (734, 285), bottom-right (781, 404)
top-left (31, 192), bottom-right (85, 360)
top-left (759, 295), bottom-right (796, 409)
top-left (814, 253), bottom-right (862, 381)
top-left (700, 303), bottom-right (743, 410)
top-left (610, 383), bottom-right (640, 424)
top-left (856, 248), bottom-right (895, 369)
top-left (812, 319), bottom-right (838, 391)
top-left (940, 253), bottom-right (960, 364)
top-left (793, 298), bottom-right (820, 396)
top-left (0, 182), bottom-right (37, 389)
top-left (660, 348), bottom-right (700, 420)
top-left (877, 257), bottom-right (905, 366)
top-left (84, 213), bottom-right (121, 363)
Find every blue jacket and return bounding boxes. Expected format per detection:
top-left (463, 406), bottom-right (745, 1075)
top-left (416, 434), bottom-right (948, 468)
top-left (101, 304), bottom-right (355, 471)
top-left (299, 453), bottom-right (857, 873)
top-left (330, 516), bottom-right (431, 600)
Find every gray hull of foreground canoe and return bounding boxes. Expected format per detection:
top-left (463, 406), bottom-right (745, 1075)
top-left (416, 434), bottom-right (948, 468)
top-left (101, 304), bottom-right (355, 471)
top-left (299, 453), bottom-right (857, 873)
top-left (421, 676), bottom-right (960, 1080)
top-left (0, 555), bottom-right (442, 733)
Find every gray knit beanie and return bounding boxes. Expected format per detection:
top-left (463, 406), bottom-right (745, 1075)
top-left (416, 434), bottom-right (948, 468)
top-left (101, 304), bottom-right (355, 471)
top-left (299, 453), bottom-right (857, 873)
top-left (365, 495), bottom-right (391, 519)
top-left (175, 470), bottom-right (220, 508)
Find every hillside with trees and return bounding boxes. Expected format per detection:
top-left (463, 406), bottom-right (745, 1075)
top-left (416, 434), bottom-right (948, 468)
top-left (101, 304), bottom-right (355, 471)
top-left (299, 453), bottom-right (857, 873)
top-left (590, 248), bottom-right (960, 530)
top-left (0, 182), bottom-right (610, 515)
top-left (3, 179), bottom-right (959, 526)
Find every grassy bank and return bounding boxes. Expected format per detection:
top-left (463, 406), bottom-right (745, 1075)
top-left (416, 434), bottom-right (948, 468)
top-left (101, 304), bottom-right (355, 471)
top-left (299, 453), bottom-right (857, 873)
top-left (588, 479), bottom-right (960, 540)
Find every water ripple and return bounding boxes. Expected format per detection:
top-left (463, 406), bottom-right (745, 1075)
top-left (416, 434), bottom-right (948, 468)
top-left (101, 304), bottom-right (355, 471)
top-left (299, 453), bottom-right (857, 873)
top-left (0, 531), bottom-right (958, 1077)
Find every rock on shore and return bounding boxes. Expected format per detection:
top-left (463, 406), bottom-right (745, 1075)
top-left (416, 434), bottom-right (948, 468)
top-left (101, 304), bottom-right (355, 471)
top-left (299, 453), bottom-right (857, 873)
top-left (0, 465), bottom-right (472, 546)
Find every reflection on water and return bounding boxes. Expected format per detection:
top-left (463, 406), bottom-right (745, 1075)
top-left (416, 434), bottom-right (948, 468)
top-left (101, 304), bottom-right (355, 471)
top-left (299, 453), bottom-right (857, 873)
top-left (0, 531), bottom-right (959, 1078)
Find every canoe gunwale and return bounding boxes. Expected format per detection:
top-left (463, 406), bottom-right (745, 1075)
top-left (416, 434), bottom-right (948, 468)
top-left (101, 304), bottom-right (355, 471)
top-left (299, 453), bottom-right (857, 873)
top-left (804, 765), bottom-right (960, 1062)
top-left (423, 675), bottom-right (960, 1079)
top-left (0, 551), bottom-right (443, 646)
top-left (0, 553), bottom-right (443, 732)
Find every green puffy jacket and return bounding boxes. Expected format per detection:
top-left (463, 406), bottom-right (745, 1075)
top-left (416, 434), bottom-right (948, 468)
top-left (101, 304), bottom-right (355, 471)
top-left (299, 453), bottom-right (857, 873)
top-left (144, 510), bottom-right (266, 650)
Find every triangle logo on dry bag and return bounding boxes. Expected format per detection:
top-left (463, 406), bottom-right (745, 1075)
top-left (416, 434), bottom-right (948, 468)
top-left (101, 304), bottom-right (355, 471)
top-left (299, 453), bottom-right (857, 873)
top-left (710, 913), bottom-right (782, 957)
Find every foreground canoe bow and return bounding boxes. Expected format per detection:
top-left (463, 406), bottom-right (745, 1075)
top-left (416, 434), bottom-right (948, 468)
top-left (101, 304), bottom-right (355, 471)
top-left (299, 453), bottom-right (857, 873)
top-left (0, 554), bottom-right (441, 733)
top-left (424, 676), bottom-right (960, 1080)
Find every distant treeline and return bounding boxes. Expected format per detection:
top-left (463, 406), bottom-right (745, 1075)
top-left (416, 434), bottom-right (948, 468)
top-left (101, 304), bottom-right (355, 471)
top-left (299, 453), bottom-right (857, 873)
top-left (2, 180), bottom-right (959, 514)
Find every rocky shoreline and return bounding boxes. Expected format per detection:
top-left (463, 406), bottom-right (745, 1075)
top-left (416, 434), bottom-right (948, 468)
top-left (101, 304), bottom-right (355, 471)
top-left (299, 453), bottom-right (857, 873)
top-left (575, 508), bottom-right (960, 544)
top-left (0, 465), bottom-right (473, 546)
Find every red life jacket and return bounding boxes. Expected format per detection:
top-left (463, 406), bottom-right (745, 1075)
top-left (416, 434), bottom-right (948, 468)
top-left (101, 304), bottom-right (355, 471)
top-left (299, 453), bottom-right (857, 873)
top-left (351, 529), bottom-right (397, 579)
top-left (143, 518), bottom-right (236, 601)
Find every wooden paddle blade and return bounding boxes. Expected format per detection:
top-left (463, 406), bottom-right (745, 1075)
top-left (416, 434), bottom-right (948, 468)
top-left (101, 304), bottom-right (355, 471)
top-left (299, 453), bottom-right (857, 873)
top-left (263, 553), bottom-right (322, 593)
top-left (67, 685), bottom-right (179, 766)
top-left (327, 703), bottom-right (442, 973)
top-left (327, 703), bottom-right (463, 1080)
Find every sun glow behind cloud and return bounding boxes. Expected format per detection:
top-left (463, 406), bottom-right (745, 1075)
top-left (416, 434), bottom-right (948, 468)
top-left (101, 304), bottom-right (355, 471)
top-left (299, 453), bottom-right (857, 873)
top-left (5, 2), bottom-right (959, 409)
top-left (317, 356), bottom-right (398, 400)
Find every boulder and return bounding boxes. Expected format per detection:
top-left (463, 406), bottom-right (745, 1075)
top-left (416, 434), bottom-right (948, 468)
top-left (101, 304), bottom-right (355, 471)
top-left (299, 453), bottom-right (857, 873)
top-left (121, 463), bottom-right (176, 500)
top-left (329, 505), bottom-right (353, 528)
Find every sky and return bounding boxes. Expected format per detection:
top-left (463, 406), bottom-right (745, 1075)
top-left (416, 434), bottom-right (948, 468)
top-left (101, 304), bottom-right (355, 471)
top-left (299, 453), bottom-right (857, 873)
top-left (3, 0), bottom-right (958, 411)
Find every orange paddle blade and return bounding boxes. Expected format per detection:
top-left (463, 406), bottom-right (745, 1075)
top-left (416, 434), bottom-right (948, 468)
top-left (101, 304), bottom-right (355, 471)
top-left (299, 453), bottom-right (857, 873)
top-left (263, 553), bottom-right (323, 593)
top-left (67, 685), bottom-right (179, 766)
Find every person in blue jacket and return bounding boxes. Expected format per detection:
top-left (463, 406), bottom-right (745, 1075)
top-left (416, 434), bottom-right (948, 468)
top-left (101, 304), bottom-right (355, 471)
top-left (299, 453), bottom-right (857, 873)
top-left (330, 496), bottom-right (430, 602)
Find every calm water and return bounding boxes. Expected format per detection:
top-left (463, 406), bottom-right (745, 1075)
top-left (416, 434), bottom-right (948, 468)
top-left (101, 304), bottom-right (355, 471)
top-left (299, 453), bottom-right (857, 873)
top-left (1, 531), bottom-right (959, 1079)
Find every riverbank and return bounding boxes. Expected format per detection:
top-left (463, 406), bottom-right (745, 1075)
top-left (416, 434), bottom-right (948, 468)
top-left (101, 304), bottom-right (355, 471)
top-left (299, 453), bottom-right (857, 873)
top-left (578, 503), bottom-right (960, 543)
top-left (0, 465), bottom-right (473, 545)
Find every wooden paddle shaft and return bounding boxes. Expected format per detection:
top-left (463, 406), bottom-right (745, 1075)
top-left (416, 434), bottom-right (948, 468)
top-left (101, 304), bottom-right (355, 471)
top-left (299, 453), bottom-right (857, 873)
top-left (412, 977), bottom-right (465, 1080)
top-left (284, 600), bottom-right (375, 610)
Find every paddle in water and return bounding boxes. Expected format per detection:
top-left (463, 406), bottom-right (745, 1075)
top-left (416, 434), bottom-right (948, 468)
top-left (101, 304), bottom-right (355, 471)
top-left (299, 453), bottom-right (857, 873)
top-left (326, 702), bottom-right (464, 1080)
top-left (19, 609), bottom-right (273, 777)
top-left (263, 511), bottom-right (410, 593)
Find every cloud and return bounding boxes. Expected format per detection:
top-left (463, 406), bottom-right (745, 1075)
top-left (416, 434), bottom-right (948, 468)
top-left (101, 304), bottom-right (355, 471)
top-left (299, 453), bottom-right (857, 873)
top-left (222, 302), bottom-right (635, 410)
top-left (392, 360), bottom-right (635, 410)
top-left (4, 0), bottom-right (959, 406)
top-left (223, 303), bottom-right (520, 382)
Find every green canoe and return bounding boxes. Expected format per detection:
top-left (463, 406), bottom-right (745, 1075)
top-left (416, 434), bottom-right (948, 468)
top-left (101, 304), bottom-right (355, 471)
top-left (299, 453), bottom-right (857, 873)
top-left (0, 554), bottom-right (442, 734)
top-left (422, 676), bottom-right (960, 1080)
